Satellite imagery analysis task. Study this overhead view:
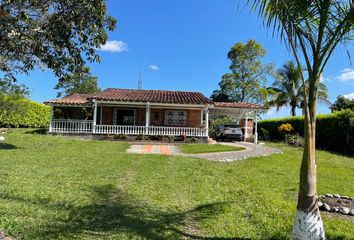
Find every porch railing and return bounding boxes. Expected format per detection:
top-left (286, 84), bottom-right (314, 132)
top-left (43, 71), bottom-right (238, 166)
top-left (51, 119), bottom-right (93, 133)
top-left (95, 125), bottom-right (146, 135)
top-left (148, 126), bottom-right (207, 137)
top-left (50, 120), bottom-right (208, 137)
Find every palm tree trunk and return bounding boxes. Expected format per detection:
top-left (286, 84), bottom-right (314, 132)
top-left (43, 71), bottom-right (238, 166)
top-left (291, 105), bottom-right (296, 117)
top-left (292, 77), bottom-right (325, 239)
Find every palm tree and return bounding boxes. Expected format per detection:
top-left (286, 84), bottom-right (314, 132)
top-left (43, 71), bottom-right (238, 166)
top-left (247, 1), bottom-right (353, 239)
top-left (268, 61), bottom-right (329, 116)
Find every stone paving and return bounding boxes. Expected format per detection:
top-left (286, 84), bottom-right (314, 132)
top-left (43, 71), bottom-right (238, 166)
top-left (127, 142), bottom-right (282, 162)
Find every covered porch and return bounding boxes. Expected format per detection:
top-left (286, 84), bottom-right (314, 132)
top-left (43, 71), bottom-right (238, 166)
top-left (49, 100), bottom-right (210, 137)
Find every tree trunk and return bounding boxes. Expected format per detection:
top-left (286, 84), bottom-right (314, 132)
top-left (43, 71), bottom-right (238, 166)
top-left (291, 105), bottom-right (296, 117)
top-left (292, 78), bottom-right (325, 239)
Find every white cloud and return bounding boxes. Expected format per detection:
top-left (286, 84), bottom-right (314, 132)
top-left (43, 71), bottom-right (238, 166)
top-left (149, 65), bottom-right (160, 71)
top-left (99, 40), bottom-right (128, 52)
top-left (344, 92), bottom-right (354, 100)
top-left (337, 68), bottom-right (354, 82)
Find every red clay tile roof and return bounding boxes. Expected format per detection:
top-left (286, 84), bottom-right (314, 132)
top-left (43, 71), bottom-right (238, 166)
top-left (44, 93), bottom-right (95, 106)
top-left (90, 88), bottom-right (213, 105)
top-left (213, 102), bottom-right (266, 109)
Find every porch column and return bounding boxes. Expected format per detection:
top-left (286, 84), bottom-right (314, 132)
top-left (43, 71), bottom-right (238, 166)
top-left (145, 102), bottom-right (150, 134)
top-left (49, 106), bottom-right (53, 132)
top-left (244, 115), bottom-right (248, 142)
top-left (205, 108), bottom-right (209, 137)
top-left (254, 111), bottom-right (258, 144)
top-left (93, 100), bottom-right (97, 133)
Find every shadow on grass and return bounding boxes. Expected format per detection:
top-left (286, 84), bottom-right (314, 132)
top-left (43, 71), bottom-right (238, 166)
top-left (18, 184), bottom-right (290, 240)
top-left (0, 143), bottom-right (18, 150)
top-left (25, 128), bottom-right (48, 135)
top-left (1, 185), bottom-right (348, 239)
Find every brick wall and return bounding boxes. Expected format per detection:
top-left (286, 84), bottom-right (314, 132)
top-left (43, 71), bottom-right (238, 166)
top-left (240, 119), bottom-right (254, 135)
top-left (101, 106), bottom-right (113, 125)
top-left (99, 106), bottom-right (203, 128)
top-left (136, 108), bottom-right (145, 126)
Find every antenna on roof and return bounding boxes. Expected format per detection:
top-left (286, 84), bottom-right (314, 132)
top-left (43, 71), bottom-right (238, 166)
top-left (138, 69), bottom-right (143, 90)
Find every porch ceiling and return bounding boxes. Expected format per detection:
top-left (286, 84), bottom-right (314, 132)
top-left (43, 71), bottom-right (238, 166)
top-left (209, 107), bottom-right (257, 120)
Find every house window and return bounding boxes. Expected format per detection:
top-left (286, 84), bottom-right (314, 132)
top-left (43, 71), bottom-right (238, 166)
top-left (164, 110), bottom-right (187, 126)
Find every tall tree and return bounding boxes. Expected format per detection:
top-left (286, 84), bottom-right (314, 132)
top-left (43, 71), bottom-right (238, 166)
top-left (331, 95), bottom-right (354, 112)
top-left (0, 0), bottom-right (116, 83)
top-left (0, 79), bottom-right (29, 113)
top-left (248, 1), bottom-right (354, 239)
top-left (55, 67), bottom-right (101, 97)
top-left (268, 61), bottom-right (329, 116)
top-left (210, 40), bottom-right (273, 103)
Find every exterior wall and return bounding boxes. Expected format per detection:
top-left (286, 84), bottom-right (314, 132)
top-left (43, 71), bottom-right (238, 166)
top-left (136, 108), bottom-right (146, 126)
top-left (240, 119), bottom-right (254, 135)
top-left (186, 109), bottom-right (202, 128)
top-left (101, 106), bottom-right (113, 125)
top-left (150, 108), bottom-right (202, 128)
top-left (98, 106), bottom-right (203, 128)
top-left (150, 108), bottom-right (164, 126)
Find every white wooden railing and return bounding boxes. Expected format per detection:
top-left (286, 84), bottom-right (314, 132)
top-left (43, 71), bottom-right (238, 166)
top-left (50, 120), bottom-right (208, 137)
top-left (148, 126), bottom-right (207, 137)
top-left (50, 119), bottom-right (93, 133)
top-left (95, 125), bottom-right (146, 135)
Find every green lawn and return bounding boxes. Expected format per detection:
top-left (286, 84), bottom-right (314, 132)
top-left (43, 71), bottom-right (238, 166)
top-left (0, 129), bottom-right (353, 240)
top-left (178, 143), bottom-right (245, 154)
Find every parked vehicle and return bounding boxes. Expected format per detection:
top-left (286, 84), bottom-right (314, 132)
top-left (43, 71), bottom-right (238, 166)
top-left (216, 124), bottom-right (244, 141)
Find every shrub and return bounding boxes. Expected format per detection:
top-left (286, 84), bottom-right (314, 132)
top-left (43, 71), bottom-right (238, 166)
top-left (149, 135), bottom-right (163, 141)
top-left (278, 123), bottom-right (294, 134)
top-left (114, 134), bottom-right (127, 140)
top-left (0, 99), bottom-right (50, 128)
top-left (259, 110), bottom-right (354, 153)
top-left (135, 134), bottom-right (144, 141)
top-left (285, 134), bottom-right (304, 147)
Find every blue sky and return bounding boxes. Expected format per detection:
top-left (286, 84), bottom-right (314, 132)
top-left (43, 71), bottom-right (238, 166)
top-left (18, 0), bottom-right (354, 119)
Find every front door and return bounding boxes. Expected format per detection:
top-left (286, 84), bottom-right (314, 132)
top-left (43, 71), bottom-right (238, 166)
top-left (114, 109), bottom-right (135, 125)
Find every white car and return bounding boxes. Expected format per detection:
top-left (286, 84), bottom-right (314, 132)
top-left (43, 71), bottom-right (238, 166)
top-left (217, 124), bottom-right (244, 141)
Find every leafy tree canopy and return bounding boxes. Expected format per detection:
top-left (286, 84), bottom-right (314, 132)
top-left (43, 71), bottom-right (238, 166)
top-left (55, 67), bottom-right (100, 97)
top-left (210, 40), bottom-right (273, 104)
top-left (0, 0), bottom-right (116, 83)
top-left (331, 95), bottom-right (354, 112)
top-left (0, 78), bottom-right (29, 113)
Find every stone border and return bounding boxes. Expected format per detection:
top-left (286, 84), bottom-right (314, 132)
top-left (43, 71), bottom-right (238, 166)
top-left (318, 193), bottom-right (354, 216)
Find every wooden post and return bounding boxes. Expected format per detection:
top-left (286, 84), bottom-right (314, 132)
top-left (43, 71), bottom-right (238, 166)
top-left (205, 108), bottom-right (209, 137)
top-left (49, 106), bottom-right (53, 132)
top-left (145, 103), bottom-right (150, 134)
top-left (254, 111), bottom-right (258, 144)
top-left (244, 115), bottom-right (248, 142)
top-left (93, 100), bottom-right (97, 133)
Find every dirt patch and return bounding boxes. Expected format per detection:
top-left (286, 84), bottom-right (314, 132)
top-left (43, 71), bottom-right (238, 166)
top-left (0, 230), bottom-right (14, 240)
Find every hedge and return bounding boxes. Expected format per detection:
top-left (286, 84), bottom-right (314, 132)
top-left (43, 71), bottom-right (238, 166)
top-left (0, 98), bottom-right (50, 128)
top-left (259, 110), bottom-right (354, 154)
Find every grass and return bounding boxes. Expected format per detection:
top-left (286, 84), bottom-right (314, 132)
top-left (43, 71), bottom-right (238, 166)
top-left (178, 143), bottom-right (245, 154)
top-left (0, 129), bottom-right (353, 240)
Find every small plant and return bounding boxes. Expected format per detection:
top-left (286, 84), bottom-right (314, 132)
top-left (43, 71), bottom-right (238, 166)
top-left (285, 134), bottom-right (304, 147)
top-left (180, 134), bottom-right (187, 142)
top-left (278, 123), bottom-right (294, 134)
top-left (135, 134), bottom-right (144, 141)
top-left (149, 135), bottom-right (163, 141)
top-left (118, 134), bottom-right (127, 140)
top-left (104, 134), bottom-right (114, 140)
top-left (260, 127), bottom-right (270, 140)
